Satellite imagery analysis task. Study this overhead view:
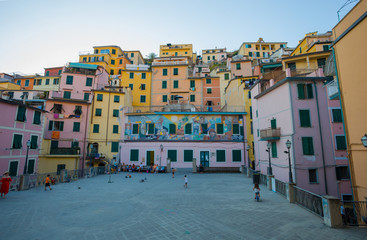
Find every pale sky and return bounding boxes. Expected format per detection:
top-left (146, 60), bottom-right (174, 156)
top-left (0, 0), bottom-right (359, 75)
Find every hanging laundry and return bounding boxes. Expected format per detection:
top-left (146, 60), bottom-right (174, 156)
top-left (54, 113), bottom-right (59, 119)
top-left (59, 114), bottom-right (64, 119)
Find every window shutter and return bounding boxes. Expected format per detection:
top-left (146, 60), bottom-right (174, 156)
top-left (300, 110), bottom-right (311, 127)
top-left (132, 124), bottom-right (139, 134)
top-left (73, 122), bottom-right (80, 132)
top-left (17, 106), bottom-right (26, 121)
top-left (13, 134), bottom-right (23, 149)
top-left (33, 111), bottom-right (41, 125)
top-left (216, 150), bottom-right (225, 162)
top-left (60, 121), bottom-right (64, 131)
top-left (185, 124), bottom-right (192, 134)
top-left (111, 142), bottom-right (119, 152)
top-left (332, 109), bottom-right (342, 122)
top-left (113, 125), bottom-right (118, 133)
top-left (168, 150), bottom-right (177, 162)
top-left (336, 136), bottom-right (347, 150)
top-left (306, 84), bottom-right (313, 99)
top-left (48, 120), bottom-right (53, 130)
top-left (271, 119), bottom-right (276, 129)
top-left (31, 135), bottom-right (38, 149)
top-left (169, 124), bottom-right (176, 134)
top-left (232, 150), bottom-right (241, 162)
top-left (233, 124), bottom-right (239, 134)
top-left (184, 150), bottom-right (193, 162)
top-left (148, 123), bottom-right (154, 134)
top-left (302, 137), bottom-right (314, 155)
top-left (217, 124), bottom-right (223, 134)
top-left (297, 84), bottom-right (305, 99)
top-left (271, 142), bottom-right (277, 158)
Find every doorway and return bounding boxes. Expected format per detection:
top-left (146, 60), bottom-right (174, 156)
top-left (200, 151), bottom-right (209, 167)
top-left (146, 151), bottom-right (154, 166)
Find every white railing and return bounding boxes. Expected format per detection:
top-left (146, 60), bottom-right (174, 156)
top-left (326, 80), bottom-right (339, 99)
top-left (152, 61), bottom-right (188, 66)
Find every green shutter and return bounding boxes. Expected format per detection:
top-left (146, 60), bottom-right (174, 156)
top-left (16, 106), bottom-right (26, 122)
top-left (84, 93), bottom-right (90, 101)
top-left (130, 149), bottom-right (139, 161)
top-left (297, 84), bottom-right (305, 99)
top-left (97, 94), bottom-right (103, 101)
top-left (33, 111), bottom-right (41, 125)
top-left (63, 91), bottom-right (71, 99)
top-left (130, 73), bottom-right (134, 78)
top-left (225, 73), bottom-right (229, 80)
top-left (249, 106), bottom-right (252, 119)
top-left (86, 77), bottom-right (93, 86)
top-left (271, 119), bottom-right (277, 129)
top-left (162, 81), bottom-right (167, 89)
top-left (132, 124), bottom-right (139, 134)
top-left (48, 120), bottom-right (53, 130)
top-left (111, 142), bottom-right (119, 152)
top-left (302, 137), bottom-right (314, 155)
top-left (184, 150), bottom-right (193, 162)
top-left (30, 135), bottom-right (38, 149)
top-left (93, 124), bottom-right (99, 133)
top-left (73, 122), bottom-right (80, 132)
top-left (216, 150), bottom-right (226, 162)
top-left (147, 123), bottom-right (154, 134)
top-left (306, 84), bottom-right (313, 99)
top-left (217, 124), bottom-right (223, 134)
top-left (66, 76), bottom-right (73, 85)
top-left (232, 150), bottom-right (241, 162)
top-left (113, 109), bottom-right (119, 117)
top-left (336, 136), bottom-right (347, 150)
top-left (95, 108), bottom-right (102, 116)
top-left (169, 124), bottom-right (176, 134)
top-left (174, 80), bottom-right (178, 88)
top-left (271, 142), bottom-right (277, 158)
top-left (114, 96), bottom-right (120, 103)
top-left (12, 134), bottom-right (22, 149)
top-left (190, 80), bottom-right (195, 88)
top-left (300, 110), bottom-right (311, 127)
top-left (233, 124), bottom-right (239, 134)
top-left (163, 69), bottom-right (167, 76)
top-left (173, 68), bottom-right (178, 75)
top-left (185, 124), bottom-right (192, 134)
top-left (236, 63), bottom-right (241, 70)
top-left (113, 125), bottom-right (119, 133)
top-left (190, 95), bottom-right (195, 102)
top-left (9, 161), bottom-right (18, 177)
top-left (60, 121), bottom-right (64, 131)
top-left (332, 109), bottom-right (342, 122)
top-left (168, 150), bottom-right (177, 162)
top-left (240, 126), bottom-right (244, 136)
top-left (27, 159), bottom-right (35, 174)
top-left (142, 73), bottom-right (146, 79)
top-left (163, 95), bottom-right (167, 102)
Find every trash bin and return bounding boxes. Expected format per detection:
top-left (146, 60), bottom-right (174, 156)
top-left (253, 171), bottom-right (260, 184)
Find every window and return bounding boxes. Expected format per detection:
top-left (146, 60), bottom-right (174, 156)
top-left (112, 49), bottom-right (116, 54)
top-left (16, 106), bottom-right (26, 122)
top-left (114, 95), bottom-right (120, 103)
top-left (246, 44), bottom-right (251, 48)
top-left (9, 161), bottom-right (18, 177)
top-left (309, 169), bottom-right (318, 183)
top-left (184, 150), bottom-right (193, 162)
top-left (118, 69), bottom-right (122, 74)
top-left (217, 150), bottom-right (226, 162)
top-left (233, 124), bottom-right (239, 135)
top-left (50, 140), bottom-right (59, 149)
top-left (240, 126), bottom-right (244, 136)
top-left (270, 119), bottom-right (276, 129)
top-left (53, 78), bottom-right (59, 85)
top-left (168, 150), bottom-right (177, 162)
top-left (190, 80), bottom-right (195, 88)
top-left (132, 124), bottom-right (139, 134)
top-left (332, 109), bottom-right (343, 122)
top-left (46, 71), bottom-right (50, 76)
top-left (147, 123), bottom-right (154, 134)
top-left (52, 121), bottom-right (64, 131)
top-left (110, 70), bottom-right (114, 75)
top-left (30, 135), bottom-right (38, 149)
top-left (66, 76), bottom-right (73, 85)
top-left (336, 136), bottom-right (347, 150)
top-left (25, 79), bottom-right (29, 87)
top-left (232, 150), bottom-right (241, 162)
top-left (250, 121), bottom-right (253, 134)
top-left (86, 77), bottom-right (93, 86)
top-left (225, 73), bottom-right (229, 80)
top-left (288, 62), bottom-right (296, 70)
top-left (33, 111), bottom-right (41, 125)
top-left (323, 45), bottom-right (330, 51)
top-left (119, 59), bottom-right (122, 64)
top-left (113, 125), bottom-right (119, 134)
top-left (190, 95), bottom-right (195, 102)
top-left (83, 57), bottom-right (87, 62)
top-left (142, 73), bottom-right (146, 79)
top-left (201, 123), bottom-right (208, 134)
top-left (207, 88), bottom-right (212, 94)
top-left (130, 72), bottom-right (134, 79)
top-left (73, 122), bottom-right (80, 132)
top-left (93, 124), bottom-right (99, 133)
top-left (44, 79), bottom-right (49, 85)
top-left (27, 159), bottom-right (35, 174)
top-left (336, 166), bottom-right (350, 180)
top-left (97, 94), bottom-right (103, 101)
top-left (63, 91), bottom-right (71, 99)
top-left (297, 84), bottom-right (313, 99)
top-left (84, 93), bottom-right (90, 101)
top-left (300, 47), bottom-right (302, 54)
top-left (256, 52), bottom-right (260, 57)
top-left (111, 142), bottom-right (119, 152)
top-left (299, 110), bottom-right (311, 127)
top-left (169, 124), bottom-right (176, 134)
top-left (185, 123), bottom-right (192, 134)
top-left (317, 58), bottom-right (326, 68)
top-left (129, 84), bottom-right (133, 90)
top-left (302, 137), bottom-right (314, 155)
top-left (217, 124), bottom-right (224, 134)
top-left (131, 52), bottom-right (134, 57)
top-left (173, 68), bottom-right (178, 75)
top-left (173, 80), bottom-right (178, 88)
top-left (140, 95), bottom-right (146, 103)
top-left (249, 106), bottom-right (253, 119)
top-left (206, 78), bottom-right (211, 84)
top-left (162, 95), bottom-right (167, 103)
top-left (113, 109), bottom-right (119, 117)
top-left (163, 69), bottom-right (168, 76)
top-left (271, 142), bottom-right (277, 158)
top-left (162, 81), bottom-right (167, 89)
top-left (141, 84), bottom-right (146, 90)
top-left (12, 134), bottom-right (23, 149)
top-left (111, 60), bottom-right (115, 65)
top-left (236, 63), bottom-right (241, 70)
top-left (249, 52), bottom-right (253, 57)
top-left (130, 149), bottom-right (139, 161)
top-left (95, 108), bottom-right (102, 116)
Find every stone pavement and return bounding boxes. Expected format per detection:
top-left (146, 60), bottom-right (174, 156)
top-left (0, 173), bottom-right (366, 240)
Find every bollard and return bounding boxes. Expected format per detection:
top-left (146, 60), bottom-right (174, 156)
top-left (286, 183), bottom-right (296, 203)
top-left (267, 175), bottom-right (273, 191)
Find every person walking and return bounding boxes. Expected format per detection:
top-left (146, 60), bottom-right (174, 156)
top-left (172, 168), bottom-right (176, 178)
top-left (253, 183), bottom-right (260, 200)
top-left (0, 172), bottom-right (12, 199)
top-left (45, 174), bottom-right (52, 191)
top-left (184, 175), bottom-right (188, 188)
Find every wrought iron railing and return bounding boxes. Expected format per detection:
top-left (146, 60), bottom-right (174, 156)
top-left (275, 179), bottom-right (287, 197)
top-left (342, 201), bottom-right (367, 226)
top-left (294, 186), bottom-right (324, 217)
top-left (50, 147), bottom-right (80, 155)
top-left (260, 173), bottom-right (267, 186)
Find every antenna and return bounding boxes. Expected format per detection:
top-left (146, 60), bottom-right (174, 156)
top-left (337, 0), bottom-right (358, 21)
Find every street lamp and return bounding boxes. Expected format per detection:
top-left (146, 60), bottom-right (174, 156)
top-left (361, 134), bottom-right (367, 148)
top-left (246, 145), bottom-right (251, 169)
top-left (23, 140), bottom-right (31, 175)
top-left (160, 144), bottom-right (163, 166)
top-left (266, 142), bottom-right (272, 175)
top-left (284, 140), bottom-right (293, 183)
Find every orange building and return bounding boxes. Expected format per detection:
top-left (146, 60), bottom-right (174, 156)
top-left (13, 75), bottom-right (36, 90)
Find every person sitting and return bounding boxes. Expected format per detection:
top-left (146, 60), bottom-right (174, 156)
top-left (199, 164), bottom-right (204, 173)
top-left (132, 164), bottom-right (136, 172)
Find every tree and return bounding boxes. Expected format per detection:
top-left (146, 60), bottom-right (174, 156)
top-left (146, 52), bottom-right (157, 65)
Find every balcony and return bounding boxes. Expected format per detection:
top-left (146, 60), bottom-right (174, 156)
top-left (326, 79), bottom-right (339, 99)
top-left (152, 61), bottom-right (188, 66)
top-left (50, 147), bottom-right (80, 155)
top-left (260, 128), bottom-right (281, 141)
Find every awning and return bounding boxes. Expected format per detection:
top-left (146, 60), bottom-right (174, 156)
top-left (69, 62), bottom-right (98, 70)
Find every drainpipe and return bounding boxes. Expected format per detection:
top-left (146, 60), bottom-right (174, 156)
top-left (313, 80), bottom-right (328, 195)
top-left (82, 103), bottom-right (89, 175)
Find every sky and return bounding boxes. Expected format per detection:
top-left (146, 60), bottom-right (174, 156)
top-left (0, 0), bottom-right (359, 75)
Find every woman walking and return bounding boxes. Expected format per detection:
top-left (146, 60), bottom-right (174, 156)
top-left (0, 172), bottom-right (12, 199)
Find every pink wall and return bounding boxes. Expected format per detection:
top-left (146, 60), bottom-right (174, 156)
top-left (0, 101), bottom-right (44, 176)
top-left (230, 60), bottom-right (252, 78)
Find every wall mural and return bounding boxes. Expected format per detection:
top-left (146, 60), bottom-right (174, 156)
top-left (125, 114), bottom-right (244, 141)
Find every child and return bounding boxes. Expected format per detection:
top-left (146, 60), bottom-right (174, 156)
top-left (172, 168), bottom-right (176, 178)
top-left (253, 183), bottom-right (260, 199)
top-left (184, 175), bottom-right (188, 188)
top-left (0, 171), bottom-right (12, 199)
top-left (45, 175), bottom-right (52, 191)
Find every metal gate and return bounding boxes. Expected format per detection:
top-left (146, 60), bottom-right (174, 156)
top-left (341, 201), bottom-right (367, 226)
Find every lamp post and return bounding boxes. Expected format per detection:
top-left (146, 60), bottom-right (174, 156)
top-left (284, 140), bottom-right (293, 183)
top-left (23, 140), bottom-right (31, 175)
top-left (361, 134), bottom-right (367, 148)
top-left (160, 144), bottom-right (163, 166)
top-left (266, 142), bottom-right (272, 175)
top-left (246, 145), bottom-right (251, 169)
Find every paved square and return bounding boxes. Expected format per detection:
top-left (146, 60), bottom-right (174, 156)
top-left (0, 173), bottom-right (366, 240)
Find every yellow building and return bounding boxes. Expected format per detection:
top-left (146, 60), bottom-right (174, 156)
top-left (282, 31), bottom-right (333, 71)
top-left (120, 67), bottom-right (151, 112)
top-left (88, 88), bottom-right (132, 166)
top-left (159, 43), bottom-right (194, 59)
top-left (32, 75), bottom-right (61, 91)
top-left (238, 38), bottom-right (287, 59)
top-left (124, 51), bottom-right (145, 65)
top-left (0, 81), bottom-right (21, 90)
top-left (331, 0), bottom-right (367, 201)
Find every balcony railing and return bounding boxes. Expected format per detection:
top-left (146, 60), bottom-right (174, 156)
top-left (126, 105), bottom-right (245, 114)
top-left (50, 147), bottom-right (80, 155)
top-left (152, 61), bottom-right (188, 66)
top-left (326, 79), bottom-right (339, 99)
top-left (260, 128), bottom-right (281, 140)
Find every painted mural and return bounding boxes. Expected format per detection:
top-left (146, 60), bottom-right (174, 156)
top-left (125, 114), bottom-right (244, 141)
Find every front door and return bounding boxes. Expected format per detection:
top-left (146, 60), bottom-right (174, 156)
top-left (200, 151), bottom-right (209, 167)
top-left (146, 151), bottom-right (154, 166)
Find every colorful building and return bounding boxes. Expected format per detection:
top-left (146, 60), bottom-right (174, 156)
top-left (202, 48), bottom-right (227, 63)
top-left (121, 112), bottom-right (247, 169)
top-left (13, 75), bottom-right (36, 90)
top-left (159, 43), bottom-right (194, 60)
top-left (32, 67), bottom-right (63, 92)
top-left (124, 51), bottom-right (145, 65)
top-left (238, 38), bottom-right (287, 59)
top-left (331, 0), bottom-right (367, 201)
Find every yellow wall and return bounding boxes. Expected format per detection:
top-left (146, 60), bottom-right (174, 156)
top-left (0, 82), bottom-right (21, 90)
top-left (120, 70), bottom-right (151, 110)
top-left (238, 42), bottom-right (286, 59)
top-left (33, 76), bottom-right (60, 91)
top-left (160, 44), bottom-right (193, 58)
top-left (282, 51), bottom-right (331, 70)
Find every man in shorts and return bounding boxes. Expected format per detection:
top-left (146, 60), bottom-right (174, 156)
top-left (45, 174), bottom-right (52, 191)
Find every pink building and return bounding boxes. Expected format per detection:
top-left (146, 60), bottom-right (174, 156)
top-left (0, 99), bottom-right (45, 176)
top-left (251, 69), bottom-right (351, 198)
